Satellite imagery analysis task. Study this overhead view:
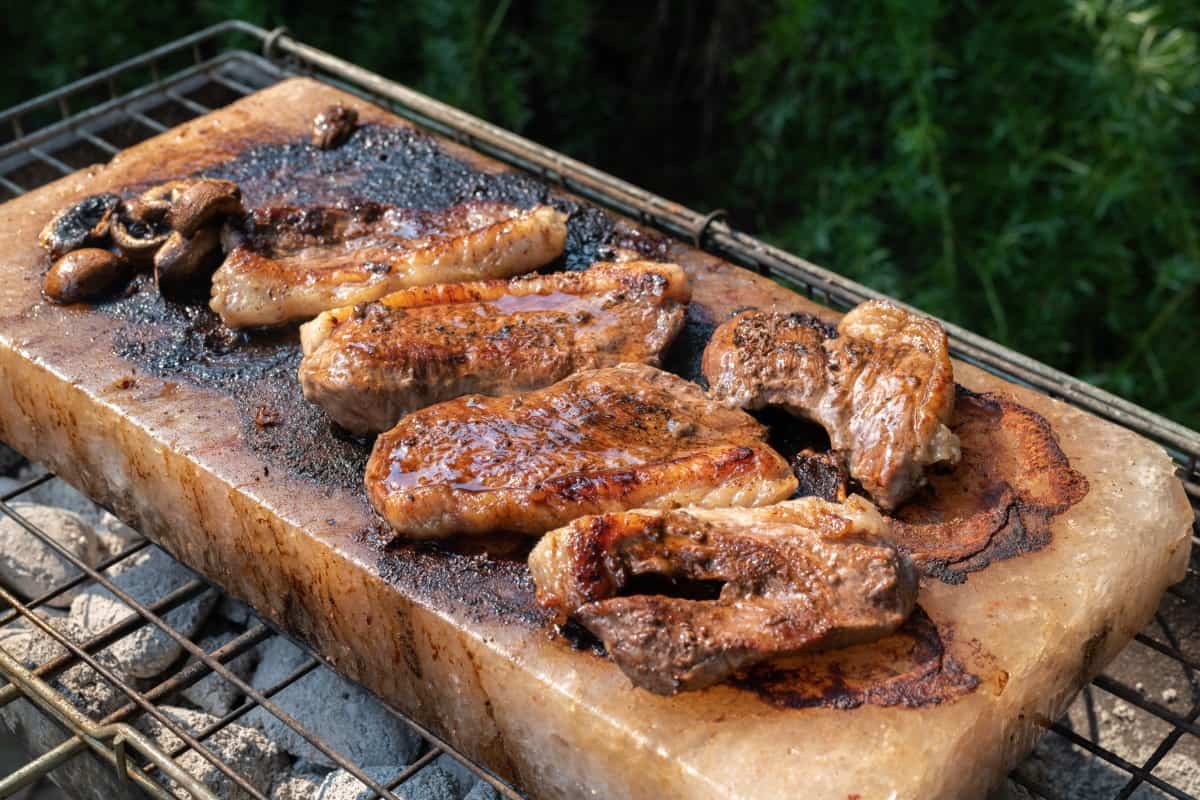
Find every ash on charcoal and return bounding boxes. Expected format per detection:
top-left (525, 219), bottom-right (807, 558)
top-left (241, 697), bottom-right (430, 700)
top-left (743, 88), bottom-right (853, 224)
top-left (0, 503), bottom-right (100, 607)
top-left (95, 511), bottom-right (143, 558)
top-left (179, 629), bottom-right (259, 716)
top-left (138, 705), bottom-right (287, 800)
top-left (463, 782), bottom-right (500, 800)
top-left (69, 546), bottom-right (217, 679)
top-left (242, 636), bottom-right (422, 768)
top-left (272, 772), bottom-right (325, 800)
top-left (316, 765), bottom-right (458, 800)
top-left (0, 612), bottom-right (130, 718)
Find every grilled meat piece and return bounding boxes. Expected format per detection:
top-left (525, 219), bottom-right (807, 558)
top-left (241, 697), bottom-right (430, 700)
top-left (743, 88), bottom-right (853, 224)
top-left (298, 260), bottom-right (691, 433)
top-left (210, 201), bottom-right (568, 328)
top-left (528, 495), bottom-right (918, 694)
top-left (366, 363), bottom-right (797, 539)
top-left (702, 300), bottom-right (960, 510)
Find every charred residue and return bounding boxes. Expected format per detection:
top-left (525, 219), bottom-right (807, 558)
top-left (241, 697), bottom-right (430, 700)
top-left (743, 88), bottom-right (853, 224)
top-left (373, 536), bottom-right (552, 629)
top-left (893, 387), bottom-right (1090, 584)
top-left (102, 122), bottom-right (648, 493)
top-left (732, 607), bottom-right (980, 710)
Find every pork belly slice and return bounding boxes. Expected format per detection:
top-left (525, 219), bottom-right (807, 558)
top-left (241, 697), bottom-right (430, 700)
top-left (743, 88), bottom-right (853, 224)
top-left (366, 363), bottom-right (798, 540)
top-left (210, 201), bottom-right (567, 328)
top-left (528, 495), bottom-right (918, 694)
top-left (702, 300), bottom-right (960, 510)
top-left (298, 261), bottom-right (691, 434)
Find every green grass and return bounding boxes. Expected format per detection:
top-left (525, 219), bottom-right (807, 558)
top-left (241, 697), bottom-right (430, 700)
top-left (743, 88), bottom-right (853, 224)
top-left (5, 0), bottom-right (1198, 428)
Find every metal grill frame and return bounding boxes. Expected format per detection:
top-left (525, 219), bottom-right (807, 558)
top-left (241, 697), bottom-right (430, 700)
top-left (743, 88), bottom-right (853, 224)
top-left (0, 20), bottom-right (1196, 800)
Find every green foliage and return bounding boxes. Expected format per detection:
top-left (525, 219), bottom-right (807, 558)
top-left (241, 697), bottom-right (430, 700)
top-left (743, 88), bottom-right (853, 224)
top-left (2, 0), bottom-right (1197, 427)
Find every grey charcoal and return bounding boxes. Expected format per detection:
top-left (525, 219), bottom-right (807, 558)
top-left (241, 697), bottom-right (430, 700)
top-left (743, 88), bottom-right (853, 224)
top-left (243, 636), bottom-right (422, 768)
top-left (139, 705), bottom-right (288, 800)
top-left (69, 545), bottom-right (217, 679)
top-left (0, 503), bottom-right (100, 607)
top-left (433, 753), bottom-right (480, 795)
top-left (317, 766), bottom-right (458, 800)
top-left (14, 471), bottom-right (106, 524)
top-left (180, 630), bottom-right (259, 715)
top-left (272, 772), bottom-right (324, 800)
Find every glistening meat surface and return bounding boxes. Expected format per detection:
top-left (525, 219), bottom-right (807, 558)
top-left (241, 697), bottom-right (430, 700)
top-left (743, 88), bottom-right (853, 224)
top-left (210, 201), bottom-right (567, 327)
top-left (528, 495), bottom-right (918, 694)
top-left (365, 363), bottom-right (798, 539)
top-left (298, 260), bottom-right (691, 433)
top-left (702, 300), bottom-right (960, 510)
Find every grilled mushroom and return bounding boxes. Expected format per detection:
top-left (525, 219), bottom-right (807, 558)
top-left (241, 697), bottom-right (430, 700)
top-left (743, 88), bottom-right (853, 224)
top-left (37, 193), bottom-right (121, 259)
top-left (164, 179), bottom-right (242, 236)
top-left (110, 211), bottom-right (170, 265)
top-left (43, 248), bottom-right (131, 304)
top-left (154, 226), bottom-right (222, 293)
top-left (311, 104), bottom-right (358, 149)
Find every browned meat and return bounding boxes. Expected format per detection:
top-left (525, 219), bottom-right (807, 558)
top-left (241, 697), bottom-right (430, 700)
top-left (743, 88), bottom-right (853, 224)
top-left (528, 495), bottom-right (918, 694)
top-left (298, 260), bottom-right (691, 433)
top-left (702, 300), bottom-right (960, 510)
top-left (210, 201), bottom-right (568, 328)
top-left (366, 363), bottom-right (798, 540)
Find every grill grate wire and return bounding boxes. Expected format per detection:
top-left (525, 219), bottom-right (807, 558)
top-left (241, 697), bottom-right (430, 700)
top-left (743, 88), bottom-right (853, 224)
top-left (0, 20), bottom-right (1194, 800)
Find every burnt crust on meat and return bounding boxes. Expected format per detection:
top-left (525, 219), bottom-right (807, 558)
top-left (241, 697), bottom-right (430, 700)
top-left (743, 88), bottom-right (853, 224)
top-left (297, 260), bottom-right (692, 433)
top-left (702, 300), bottom-right (960, 510)
top-left (528, 495), bottom-right (918, 694)
top-left (365, 363), bottom-right (798, 540)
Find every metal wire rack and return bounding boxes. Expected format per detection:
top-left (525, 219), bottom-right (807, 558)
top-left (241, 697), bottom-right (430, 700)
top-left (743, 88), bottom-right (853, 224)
top-left (0, 19), bottom-right (1195, 800)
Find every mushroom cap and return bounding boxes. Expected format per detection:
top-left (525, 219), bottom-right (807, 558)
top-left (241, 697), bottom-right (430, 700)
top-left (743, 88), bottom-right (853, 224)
top-left (43, 248), bottom-right (131, 304)
top-left (153, 226), bottom-right (222, 291)
top-left (110, 211), bottom-right (170, 263)
top-left (165, 179), bottom-right (243, 237)
top-left (37, 193), bottom-right (121, 259)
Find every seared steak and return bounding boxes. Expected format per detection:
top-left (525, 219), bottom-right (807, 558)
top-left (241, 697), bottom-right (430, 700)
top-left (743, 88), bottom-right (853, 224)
top-left (298, 260), bottom-right (691, 433)
top-left (528, 495), bottom-right (918, 694)
top-left (366, 363), bottom-right (797, 539)
top-left (702, 300), bottom-right (960, 509)
top-left (210, 201), bottom-right (567, 327)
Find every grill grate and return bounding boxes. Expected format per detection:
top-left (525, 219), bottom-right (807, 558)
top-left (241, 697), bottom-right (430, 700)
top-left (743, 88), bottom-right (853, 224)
top-left (0, 20), bottom-right (1196, 800)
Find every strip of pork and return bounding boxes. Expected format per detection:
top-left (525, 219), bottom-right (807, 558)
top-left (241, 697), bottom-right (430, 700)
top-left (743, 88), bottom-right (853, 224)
top-left (365, 363), bottom-right (798, 540)
top-left (210, 201), bottom-right (567, 327)
top-left (298, 261), bottom-right (691, 433)
top-left (528, 495), bottom-right (918, 694)
top-left (702, 300), bottom-right (960, 510)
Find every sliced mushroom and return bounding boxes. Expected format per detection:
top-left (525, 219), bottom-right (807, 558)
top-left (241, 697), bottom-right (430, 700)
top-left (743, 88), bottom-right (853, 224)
top-left (110, 211), bottom-right (170, 265)
top-left (43, 248), bottom-right (132, 304)
top-left (37, 193), bottom-right (121, 259)
top-left (311, 104), bottom-right (358, 149)
top-left (164, 179), bottom-right (243, 237)
top-left (123, 180), bottom-right (192, 224)
top-left (154, 226), bottom-right (222, 292)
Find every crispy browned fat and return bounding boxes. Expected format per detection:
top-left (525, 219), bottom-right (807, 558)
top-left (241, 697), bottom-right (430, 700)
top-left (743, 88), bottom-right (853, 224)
top-left (298, 260), bottom-right (692, 433)
top-left (365, 363), bottom-right (798, 540)
top-left (702, 300), bottom-right (960, 510)
top-left (528, 495), bottom-right (918, 694)
top-left (211, 201), bottom-right (568, 328)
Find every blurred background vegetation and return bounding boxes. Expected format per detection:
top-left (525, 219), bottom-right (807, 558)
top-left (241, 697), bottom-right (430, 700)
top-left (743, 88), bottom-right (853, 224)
top-left (5, 1), bottom-right (1199, 427)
